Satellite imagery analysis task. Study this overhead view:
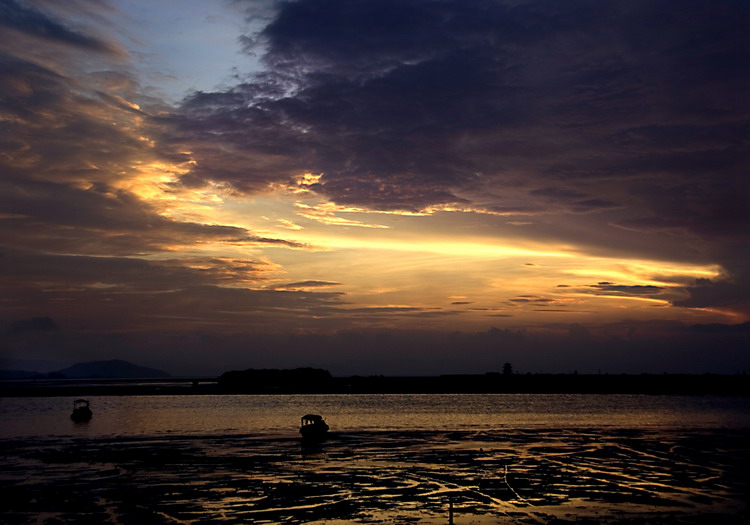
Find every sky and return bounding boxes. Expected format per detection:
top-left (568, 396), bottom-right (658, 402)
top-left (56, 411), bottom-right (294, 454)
top-left (1, 0), bottom-right (749, 376)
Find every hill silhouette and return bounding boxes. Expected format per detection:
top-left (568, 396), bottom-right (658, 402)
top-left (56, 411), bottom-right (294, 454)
top-left (54, 359), bottom-right (170, 379)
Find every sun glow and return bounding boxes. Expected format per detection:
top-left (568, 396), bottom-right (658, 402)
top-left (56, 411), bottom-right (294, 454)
top-left (117, 170), bottom-right (732, 327)
top-left (303, 235), bottom-right (579, 259)
top-left (563, 262), bottom-right (721, 286)
top-left (114, 157), bottom-right (240, 223)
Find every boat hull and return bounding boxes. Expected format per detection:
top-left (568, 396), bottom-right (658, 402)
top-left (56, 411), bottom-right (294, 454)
top-left (71, 407), bottom-right (92, 422)
top-left (299, 422), bottom-right (329, 440)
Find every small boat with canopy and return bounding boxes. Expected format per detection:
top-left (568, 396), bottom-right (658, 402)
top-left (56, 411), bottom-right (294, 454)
top-left (71, 399), bottom-right (93, 422)
top-left (299, 414), bottom-right (329, 440)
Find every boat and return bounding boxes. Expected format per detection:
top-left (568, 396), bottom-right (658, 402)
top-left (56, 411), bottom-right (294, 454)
top-left (299, 414), bottom-right (329, 440)
top-left (71, 399), bottom-right (93, 422)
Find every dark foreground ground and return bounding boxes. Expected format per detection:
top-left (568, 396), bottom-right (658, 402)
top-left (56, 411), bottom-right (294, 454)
top-left (1, 428), bottom-right (747, 524)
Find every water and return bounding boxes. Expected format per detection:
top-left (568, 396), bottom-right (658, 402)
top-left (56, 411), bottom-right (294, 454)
top-left (2, 393), bottom-right (749, 438)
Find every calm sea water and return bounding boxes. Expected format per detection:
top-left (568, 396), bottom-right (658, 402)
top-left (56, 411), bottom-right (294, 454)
top-left (1, 394), bottom-right (749, 439)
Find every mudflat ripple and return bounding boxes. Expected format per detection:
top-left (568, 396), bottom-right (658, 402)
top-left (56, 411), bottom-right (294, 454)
top-left (1, 428), bottom-right (747, 524)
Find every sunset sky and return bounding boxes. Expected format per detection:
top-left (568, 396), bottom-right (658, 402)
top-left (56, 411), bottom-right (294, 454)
top-left (1, 0), bottom-right (749, 376)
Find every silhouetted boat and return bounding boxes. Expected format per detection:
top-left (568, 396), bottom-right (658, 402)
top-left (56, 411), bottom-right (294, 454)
top-left (299, 414), bottom-right (329, 440)
top-left (71, 399), bottom-right (92, 422)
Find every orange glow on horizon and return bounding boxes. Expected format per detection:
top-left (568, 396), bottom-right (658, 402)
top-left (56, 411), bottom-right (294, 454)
top-left (102, 169), bottom-right (732, 327)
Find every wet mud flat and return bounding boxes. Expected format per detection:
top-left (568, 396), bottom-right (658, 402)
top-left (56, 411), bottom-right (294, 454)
top-left (1, 428), bottom-right (747, 524)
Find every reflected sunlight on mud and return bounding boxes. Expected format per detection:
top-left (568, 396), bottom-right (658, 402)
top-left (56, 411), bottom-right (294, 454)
top-left (1, 429), bottom-right (747, 524)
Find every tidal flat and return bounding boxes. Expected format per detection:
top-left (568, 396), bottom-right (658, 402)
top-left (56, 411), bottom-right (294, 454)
top-left (1, 428), bottom-right (747, 524)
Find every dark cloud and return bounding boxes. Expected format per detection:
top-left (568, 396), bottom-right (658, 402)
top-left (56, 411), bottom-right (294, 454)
top-left (673, 244), bottom-right (750, 314)
top-left (533, 309), bottom-right (582, 313)
top-left (0, 177), bottom-right (305, 256)
top-left (674, 277), bottom-right (750, 313)
top-left (530, 187), bottom-right (619, 214)
top-left (615, 177), bottom-right (750, 238)
top-left (0, 0), bottom-right (121, 55)
top-left (0, 250), bottom-right (273, 291)
top-left (271, 280), bottom-right (341, 289)
top-left (690, 322), bottom-right (750, 334)
top-left (9, 317), bottom-right (59, 334)
top-left (532, 187), bottom-right (588, 200)
top-left (178, 0), bottom-right (749, 213)
top-left (510, 297), bottom-right (554, 304)
top-left (570, 199), bottom-right (620, 213)
top-left (332, 306), bottom-right (423, 315)
top-left (588, 282), bottom-right (664, 297)
top-left (508, 296), bottom-right (560, 308)
top-left (0, 51), bottom-right (159, 188)
top-left (0, 249), bottom-right (347, 334)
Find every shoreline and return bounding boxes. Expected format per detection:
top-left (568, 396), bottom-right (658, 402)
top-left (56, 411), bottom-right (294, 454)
top-left (2, 373), bottom-right (749, 397)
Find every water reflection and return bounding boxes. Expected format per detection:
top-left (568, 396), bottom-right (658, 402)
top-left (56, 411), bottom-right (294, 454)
top-left (1, 424), bottom-right (748, 523)
top-left (1, 393), bottom-right (749, 439)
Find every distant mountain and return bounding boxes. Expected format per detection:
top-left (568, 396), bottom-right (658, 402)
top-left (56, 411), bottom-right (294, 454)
top-left (0, 358), bottom-right (67, 374)
top-left (54, 359), bottom-right (170, 379)
top-left (0, 370), bottom-right (38, 380)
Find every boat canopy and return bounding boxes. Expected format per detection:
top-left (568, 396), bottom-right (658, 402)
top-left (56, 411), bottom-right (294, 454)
top-left (301, 414), bottom-right (324, 425)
